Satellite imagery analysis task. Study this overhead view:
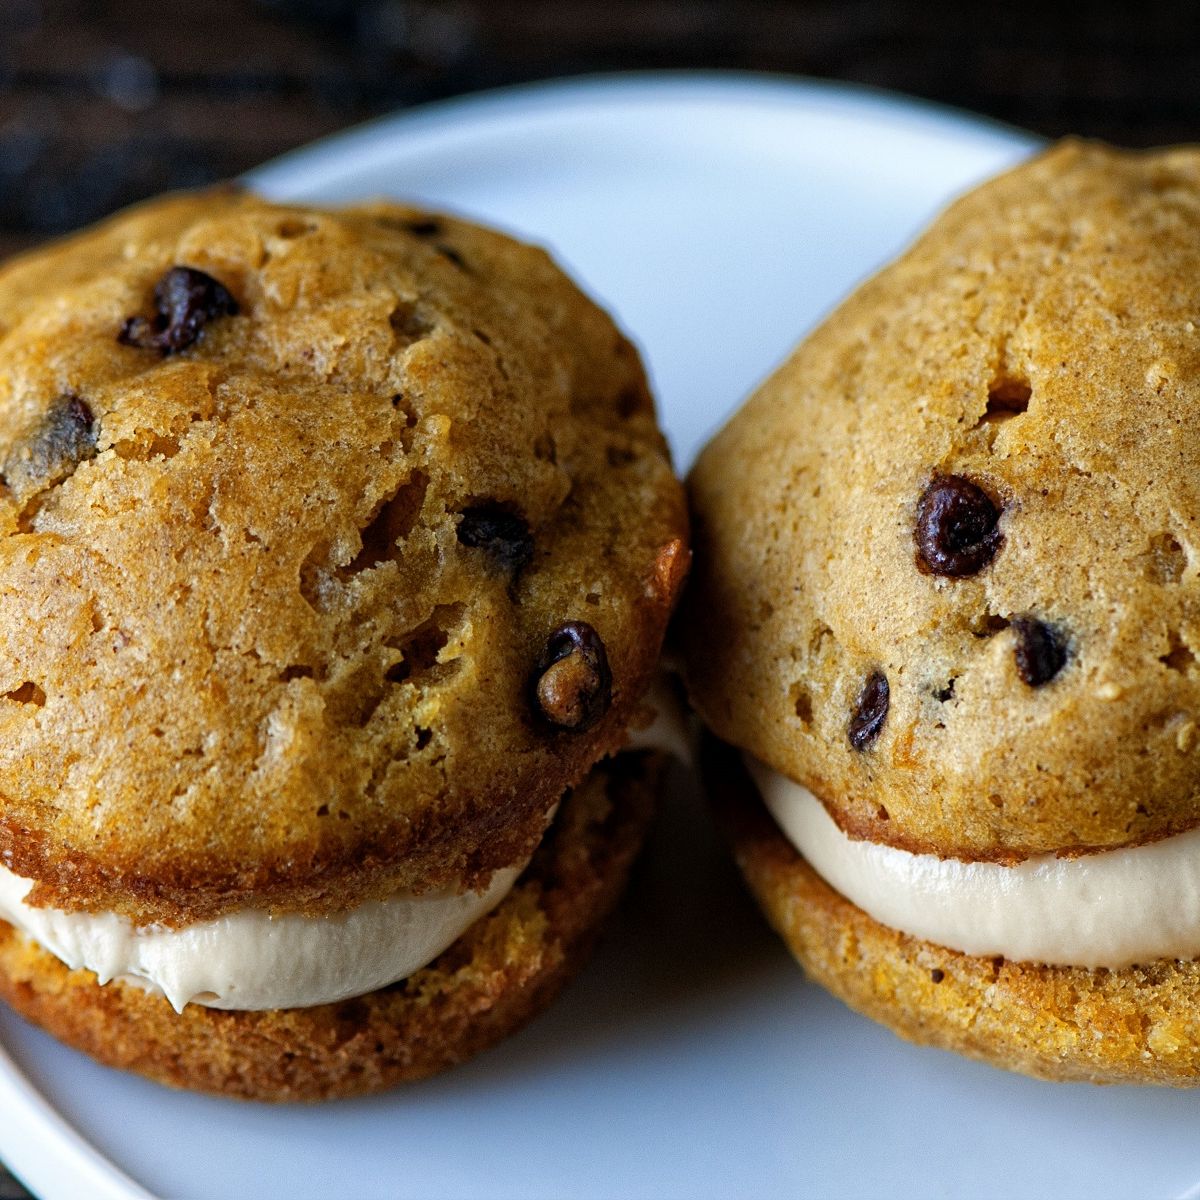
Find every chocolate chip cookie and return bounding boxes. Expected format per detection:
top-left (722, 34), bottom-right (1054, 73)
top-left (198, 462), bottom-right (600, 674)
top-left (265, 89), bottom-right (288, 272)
top-left (684, 141), bottom-right (1200, 1084)
top-left (0, 188), bottom-right (687, 1098)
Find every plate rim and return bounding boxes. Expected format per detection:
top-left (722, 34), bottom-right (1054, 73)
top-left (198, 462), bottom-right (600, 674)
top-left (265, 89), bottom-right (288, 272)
top-left (0, 1040), bottom-right (153, 1200)
top-left (247, 68), bottom-right (1038, 199)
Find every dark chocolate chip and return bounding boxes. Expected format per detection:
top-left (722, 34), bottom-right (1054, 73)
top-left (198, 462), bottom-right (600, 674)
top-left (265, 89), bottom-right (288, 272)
top-left (915, 474), bottom-right (1003, 577)
top-left (403, 218), bottom-right (443, 237)
top-left (119, 266), bottom-right (239, 355)
top-left (848, 669), bottom-right (889, 751)
top-left (435, 243), bottom-right (466, 269)
top-left (1011, 616), bottom-right (1068, 686)
top-left (531, 620), bottom-right (612, 732)
top-left (457, 504), bottom-right (534, 572)
top-left (930, 968), bottom-right (945, 984)
top-left (4, 393), bottom-right (98, 499)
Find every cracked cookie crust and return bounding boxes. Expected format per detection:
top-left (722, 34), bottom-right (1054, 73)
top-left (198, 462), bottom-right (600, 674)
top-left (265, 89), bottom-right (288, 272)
top-left (0, 190), bottom-right (687, 925)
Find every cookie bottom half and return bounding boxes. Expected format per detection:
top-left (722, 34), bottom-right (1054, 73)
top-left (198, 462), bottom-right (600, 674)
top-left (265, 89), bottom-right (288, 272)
top-left (0, 751), bottom-right (663, 1102)
top-left (705, 740), bottom-right (1200, 1086)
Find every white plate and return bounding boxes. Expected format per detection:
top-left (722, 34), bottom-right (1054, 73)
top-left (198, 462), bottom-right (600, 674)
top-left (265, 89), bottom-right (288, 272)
top-left (2, 73), bottom-right (1197, 1200)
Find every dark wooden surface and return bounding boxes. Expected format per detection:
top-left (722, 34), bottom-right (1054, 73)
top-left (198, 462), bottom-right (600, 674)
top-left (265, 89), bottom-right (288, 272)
top-left (1, 2), bottom-right (1197, 1195)
top-left (1, 0), bottom-right (1199, 264)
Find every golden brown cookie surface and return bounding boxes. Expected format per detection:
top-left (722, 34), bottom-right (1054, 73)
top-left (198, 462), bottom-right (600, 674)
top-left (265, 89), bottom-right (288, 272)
top-left (0, 191), bottom-right (686, 922)
top-left (0, 751), bottom-right (661, 1102)
top-left (684, 140), bottom-right (1200, 861)
top-left (709, 741), bottom-right (1200, 1086)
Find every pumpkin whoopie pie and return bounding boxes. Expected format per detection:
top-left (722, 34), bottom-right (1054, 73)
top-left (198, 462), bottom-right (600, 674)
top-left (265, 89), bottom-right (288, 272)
top-left (683, 140), bottom-right (1200, 1084)
top-left (0, 190), bottom-right (688, 1100)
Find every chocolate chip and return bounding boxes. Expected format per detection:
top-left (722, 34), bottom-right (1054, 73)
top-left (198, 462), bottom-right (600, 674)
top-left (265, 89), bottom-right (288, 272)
top-left (435, 243), bottom-right (466, 269)
top-left (1012, 616), bottom-right (1068, 686)
top-left (403, 218), bottom-right (443, 237)
top-left (457, 504), bottom-right (534, 572)
top-left (119, 266), bottom-right (239, 355)
top-left (915, 474), bottom-right (1003, 577)
top-left (848, 669), bottom-right (889, 751)
top-left (930, 968), bottom-right (945, 984)
top-left (4, 393), bottom-right (98, 499)
top-left (532, 621), bottom-right (612, 732)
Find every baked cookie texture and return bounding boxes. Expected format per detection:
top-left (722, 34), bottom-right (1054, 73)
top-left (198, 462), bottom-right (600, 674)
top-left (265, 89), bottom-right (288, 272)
top-left (709, 745), bottom-right (1200, 1086)
top-left (0, 189), bottom-right (687, 924)
top-left (685, 140), bottom-right (1200, 1085)
top-left (684, 139), bottom-right (1200, 863)
top-left (0, 752), bottom-right (661, 1101)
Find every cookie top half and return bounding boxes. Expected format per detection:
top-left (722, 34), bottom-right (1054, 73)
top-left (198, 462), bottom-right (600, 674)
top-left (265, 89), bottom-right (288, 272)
top-left (0, 191), bottom-right (687, 922)
top-left (684, 140), bottom-right (1200, 862)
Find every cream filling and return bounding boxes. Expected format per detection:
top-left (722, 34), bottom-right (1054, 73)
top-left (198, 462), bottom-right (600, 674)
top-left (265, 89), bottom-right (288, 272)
top-left (627, 674), bottom-right (693, 764)
top-left (1, 686), bottom-right (692, 1014)
top-left (0, 861), bottom-right (522, 1013)
top-left (747, 756), bottom-right (1200, 969)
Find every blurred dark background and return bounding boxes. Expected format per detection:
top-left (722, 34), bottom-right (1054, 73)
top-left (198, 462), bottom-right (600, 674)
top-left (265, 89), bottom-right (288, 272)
top-left (0, 0), bottom-right (1199, 262)
top-left (0, 2), bottom-right (1197, 1195)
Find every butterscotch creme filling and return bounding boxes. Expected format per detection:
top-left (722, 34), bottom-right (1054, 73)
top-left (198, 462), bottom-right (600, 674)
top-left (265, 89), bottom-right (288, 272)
top-left (748, 756), bottom-right (1200, 969)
